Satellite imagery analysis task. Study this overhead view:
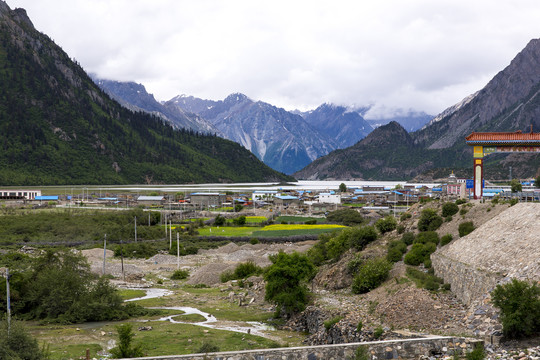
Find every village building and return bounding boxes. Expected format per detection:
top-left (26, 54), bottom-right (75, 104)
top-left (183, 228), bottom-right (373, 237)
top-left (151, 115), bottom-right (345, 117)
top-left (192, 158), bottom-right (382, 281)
top-left (189, 193), bottom-right (226, 207)
top-left (318, 192), bottom-right (341, 204)
top-left (137, 195), bottom-right (166, 206)
top-left (0, 189), bottom-right (41, 200)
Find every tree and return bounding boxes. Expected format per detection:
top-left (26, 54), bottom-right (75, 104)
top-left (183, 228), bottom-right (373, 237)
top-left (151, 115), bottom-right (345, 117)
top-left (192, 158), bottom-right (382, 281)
top-left (339, 183), bottom-right (347, 193)
top-left (326, 209), bottom-right (365, 226)
top-left (109, 323), bottom-right (144, 358)
top-left (0, 320), bottom-right (47, 360)
top-left (491, 279), bottom-right (540, 338)
top-left (510, 179), bottom-right (522, 193)
top-left (264, 251), bottom-right (316, 317)
top-left (214, 214), bottom-right (226, 226)
top-left (536, 175), bottom-right (540, 188)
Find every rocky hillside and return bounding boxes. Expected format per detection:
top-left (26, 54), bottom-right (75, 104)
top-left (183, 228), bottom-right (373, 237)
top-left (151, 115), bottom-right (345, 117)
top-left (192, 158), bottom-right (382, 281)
top-left (0, 2), bottom-right (292, 185)
top-left (92, 77), bottom-right (218, 134)
top-left (293, 122), bottom-right (439, 180)
top-left (295, 38), bottom-right (540, 180)
top-left (301, 103), bottom-right (373, 148)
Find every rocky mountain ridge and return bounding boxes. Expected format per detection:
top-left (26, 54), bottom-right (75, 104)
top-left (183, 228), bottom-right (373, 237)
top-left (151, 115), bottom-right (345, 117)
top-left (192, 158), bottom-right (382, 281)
top-left (296, 38), bottom-right (540, 180)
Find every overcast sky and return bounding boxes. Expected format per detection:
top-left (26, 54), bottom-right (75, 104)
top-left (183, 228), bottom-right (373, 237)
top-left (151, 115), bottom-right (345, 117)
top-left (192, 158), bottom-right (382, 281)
top-left (7, 0), bottom-right (540, 118)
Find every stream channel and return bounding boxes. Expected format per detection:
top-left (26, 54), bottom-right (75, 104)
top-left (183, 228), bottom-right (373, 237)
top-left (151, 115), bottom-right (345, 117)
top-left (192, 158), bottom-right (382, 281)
top-left (123, 287), bottom-right (275, 338)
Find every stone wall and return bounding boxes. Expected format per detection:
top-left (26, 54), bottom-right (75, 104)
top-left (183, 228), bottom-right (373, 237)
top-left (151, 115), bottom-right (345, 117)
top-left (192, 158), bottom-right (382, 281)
top-left (431, 253), bottom-right (501, 306)
top-left (121, 337), bottom-right (482, 360)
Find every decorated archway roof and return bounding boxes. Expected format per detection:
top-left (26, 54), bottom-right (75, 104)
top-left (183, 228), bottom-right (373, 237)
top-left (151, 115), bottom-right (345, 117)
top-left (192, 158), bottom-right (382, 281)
top-left (465, 130), bottom-right (540, 145)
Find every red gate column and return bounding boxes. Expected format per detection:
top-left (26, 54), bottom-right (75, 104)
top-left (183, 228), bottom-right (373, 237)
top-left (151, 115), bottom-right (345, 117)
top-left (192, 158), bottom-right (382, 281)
top-left (473, 146), bottom-right (483, 199)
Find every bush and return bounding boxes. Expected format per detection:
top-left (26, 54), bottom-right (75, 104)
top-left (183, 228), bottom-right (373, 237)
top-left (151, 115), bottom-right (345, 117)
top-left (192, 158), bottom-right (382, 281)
top-left (214, 214), bottom-right (226, 226)
top-left (491, 279), bottom-right (540, 338)
top-left (400, 212), bottom-right (412, 221)
top-left (171, 269), bottom-right (189, 280)
top-left (387, 247), bottom-right (404, 263)
top-left (221, 261), bottom-right (262, 282)
top-left (406, 267), bottom-right (444, 291)
top-left (304, 219), bottom-right (317, 225)
top-left (401, 232), bottom-right (415, 245)
top-left (375, 216), bottom-right (397, 234)
top-left (198, 342), bottom-right (220, 353)
top-left (458, 221), bottom-right (475, 237)
top-left (355, 345), bottom-right (370, 360)
top-left (264, 251), bottom-right (316, 317)
top-left (249, 238), bottom-right (259, 245)
top-left (232, 215), bottom-right (246, 226)
top-left (396, 224), bottom-right (405, 234)
top-left (349, 226), bottom-right (378, 251)
top-left (440, 234), bottom-right (453, 246)
top-left (114, 242), bottom-right (157, 259)
top-left (373, 326), bottom-right (384, 339)
top-left (326, 209), bottom-right (365, 226)
top-left (455, 199), bottom-right (466, 205)
top-left (0, 320), bottom-right (48, 360)
top-left (414, 231), bottom-right (439, 245)
top-left (388, 240), bottom-right (407, 254)
top-left (356, 321), bottom-right (363, 332)
top-left (324, 316), bottom-right (343, 330)
top-left (403, 243), bottom-right (436, 266)
top-left (109, 324), bottom-right (144, 358)
top-left (459, 208), bottom-right (468, 215)
top-left (442, 202), bottom-right (459, 217)
top-left (347, 254), bottom-right (364, 274)
top-left (352, 258), bottom-right (392, 294)
top-left (307, 233), bottom-right (332, 266)
top-left (466, 345), bottom-right (486, 360)
top-left (417, 209), bottom-right (443, 231)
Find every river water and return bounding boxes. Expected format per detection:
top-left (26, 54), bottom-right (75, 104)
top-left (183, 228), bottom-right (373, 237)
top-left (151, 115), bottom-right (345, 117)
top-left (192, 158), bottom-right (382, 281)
top-left (124, 287), bottom-right (275, 338)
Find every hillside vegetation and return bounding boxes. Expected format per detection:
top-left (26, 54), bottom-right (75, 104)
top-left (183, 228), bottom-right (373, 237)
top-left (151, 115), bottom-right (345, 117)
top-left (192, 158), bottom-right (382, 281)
top-left (0, 4), bottom-right (292, 185)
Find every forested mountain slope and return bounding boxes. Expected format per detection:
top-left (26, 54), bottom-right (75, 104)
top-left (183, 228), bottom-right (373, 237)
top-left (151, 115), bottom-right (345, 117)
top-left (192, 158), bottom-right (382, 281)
top-left (0, 3), bottom-right (292, 185)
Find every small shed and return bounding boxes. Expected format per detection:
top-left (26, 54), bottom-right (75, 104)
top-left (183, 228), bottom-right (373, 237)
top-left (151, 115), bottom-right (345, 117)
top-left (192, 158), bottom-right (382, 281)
top-left (137, 195), bottom-right (166, 206)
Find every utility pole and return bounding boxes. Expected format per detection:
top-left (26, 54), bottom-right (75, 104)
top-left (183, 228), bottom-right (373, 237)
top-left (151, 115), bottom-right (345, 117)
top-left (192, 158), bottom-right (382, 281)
top-left (177, 232), bottom-right (180, 270)
top-left (6, 268), bottom-right (11, 336)
top-left (148, 213), bottom-right (151, 227)
top-left (134, 216), bottom-right (137, 242)
top-left (120, 239), bottom-right (125, 282)
top-left (102, 234), bottom-right (107, 276)
top-left (169, 220), bottom-right (172, 249)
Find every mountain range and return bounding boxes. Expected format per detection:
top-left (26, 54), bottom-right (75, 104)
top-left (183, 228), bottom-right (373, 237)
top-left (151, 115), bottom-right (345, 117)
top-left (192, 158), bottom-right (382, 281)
top-left (295, 38), bottom-right (540, 181)
top-left (0, 2), bottom-right (292, 185)
top-left (96, 81), bottom-right (434, 174)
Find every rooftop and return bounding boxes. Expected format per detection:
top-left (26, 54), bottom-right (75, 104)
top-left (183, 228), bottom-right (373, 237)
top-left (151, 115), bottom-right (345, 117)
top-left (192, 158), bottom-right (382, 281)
top-left (465, 130), bottom-right (540, 145)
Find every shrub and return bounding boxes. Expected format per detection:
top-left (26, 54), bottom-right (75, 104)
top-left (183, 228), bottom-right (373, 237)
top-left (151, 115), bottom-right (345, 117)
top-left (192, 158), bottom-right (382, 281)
top-left (403, 243), bottom-right (436, 266)
top-left (324, 316), bottom-right (343, 330)
top-left (307, 233), bottom-right (332, 266)
top-left (354, 345), bottom-right (370, 360)
top-left (221, 261), bottom-right (262, 282)
top-left (466, 345), bottom-right (486, 360)
top-left (326, 209), bottom-right (365, 226)
top-left (406, 267), bottom-right (444, 291)
top-left (400, 212), bottom-right (412, 221)
top-left (214, 214), bottom-right (226, 226)
top-left (458, 221), bottom-right (475, 237)
top-left (347, 254), bottom-right (364, 274)
top-left (387, 247), bottom-right (403, 263)
top-left (414, 231), bottom-right (439, 245)
top-left (396, 224), bottom-right (405, 234)
top-left (356, 321), bottom-right (363, 332)
top-left (373, 326), bottom-right (384, 339)
top-left (417, 209), bottom-right (443, 231)
top-left (304, 219), bottom-right (317, 225)
top-left (250, 238), bottom-right (259, 245)
top-left (352, 258), bottom-right (392, 294)
top-left (401, 232), bottom-right (415, 245)
top-left (509, 198), bottom-right (518, 206)
top-left (442, 202), bottom-right (459, 217)
top-left (114, 242), bottom-right (157, 259)
top-left (388, 240), bottom-right (407, 254)
top-left (198, 342), bottom-right (220, 353)
top-left (109, 324), bottom-right (144, 358)
top-left (0, 320), bottom-right (48, 360)
top-left (349, 226), bottom-right (378, 251)
top-left (264, 251), bottom-right (316, 317)
top-left (455, 199), bottom-right (467, 205)
top-left (232, 215), bottom-right (246, 226)
top-left (375, 216), bottom-right (397, 234)
top-left (171, 269), bottom-right (189, 280)
top-left (440, 234), bottom-right (453, 246)
top-left (459, 208), bottom-right (468, 216)
top-left (491, 279), bottom-right (540, 338)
